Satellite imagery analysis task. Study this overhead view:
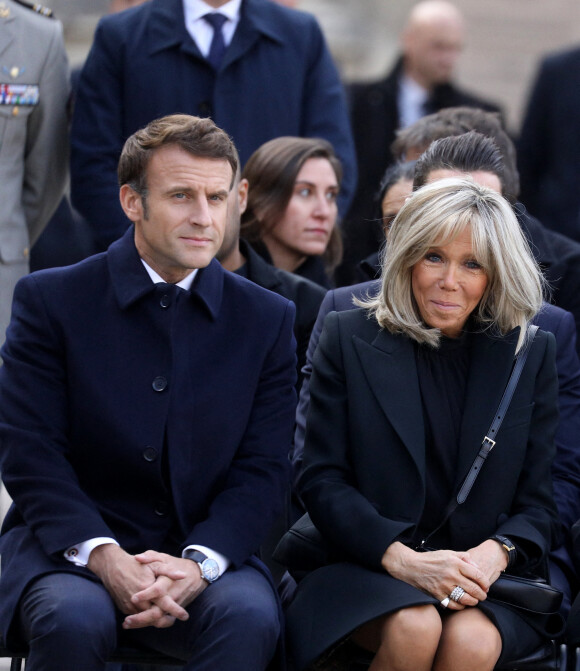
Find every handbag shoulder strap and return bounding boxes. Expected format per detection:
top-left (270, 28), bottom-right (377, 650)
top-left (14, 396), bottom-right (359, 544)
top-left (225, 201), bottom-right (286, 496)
top-left (456, 324), bottom-right (538, 504)
top-left (418, 324), bottom-right (538, 549)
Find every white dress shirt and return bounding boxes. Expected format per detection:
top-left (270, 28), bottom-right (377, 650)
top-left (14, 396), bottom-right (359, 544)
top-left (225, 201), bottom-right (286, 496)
top-left (182, 0), bottom-right (242, 56)
top-left (398, 74), bottom-right (429, 130)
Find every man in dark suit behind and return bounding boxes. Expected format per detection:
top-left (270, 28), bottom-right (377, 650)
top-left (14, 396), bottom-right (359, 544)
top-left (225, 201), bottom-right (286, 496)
top-left (70, 0), bottom-right (356, 253)
top-left (518, 46), bottom-right (580, 242)
top-left (0, 114), bottom-right (297, 670)
top-left (340, 0), bottom-right (502, 285)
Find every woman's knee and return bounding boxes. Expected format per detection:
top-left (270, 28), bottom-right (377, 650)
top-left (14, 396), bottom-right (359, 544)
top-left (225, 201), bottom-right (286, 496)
top-left (436, 610), bottom-right (502, 671)
top-left (353, 605), bottom-right (442, 656)
top-left (386, 604), bottom-right (443, 646)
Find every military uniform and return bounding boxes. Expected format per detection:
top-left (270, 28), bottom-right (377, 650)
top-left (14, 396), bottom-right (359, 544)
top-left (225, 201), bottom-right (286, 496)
top-left (0, 0), bottom-right (68, 354)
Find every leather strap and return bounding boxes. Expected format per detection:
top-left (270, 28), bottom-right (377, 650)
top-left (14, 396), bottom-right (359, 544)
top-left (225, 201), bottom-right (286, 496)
top-left (456, 324), bottom-right (538, 504)
top-left (418, 324), bottom-right (538, 549)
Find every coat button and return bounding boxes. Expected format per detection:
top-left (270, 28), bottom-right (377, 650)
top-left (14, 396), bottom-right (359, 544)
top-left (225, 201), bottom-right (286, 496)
top-left (155, 500), bottom-right (170, 517)
top-left (160, 293), bottom-right (171, 308)
top-left (152, 376), bottom-right (167, 392)
top-left (143, 446), bottom-right (158, 462)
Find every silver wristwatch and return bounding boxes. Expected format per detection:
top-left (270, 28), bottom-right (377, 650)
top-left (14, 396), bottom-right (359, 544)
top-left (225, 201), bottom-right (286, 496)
top-left (189, 550), bottom-right (220, 583)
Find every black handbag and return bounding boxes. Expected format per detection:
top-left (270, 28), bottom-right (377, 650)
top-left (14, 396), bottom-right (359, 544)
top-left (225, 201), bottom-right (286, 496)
top-left (274, 325), bottom-right (563, 615)
top-left (488, 574), bottom-right (562, 614)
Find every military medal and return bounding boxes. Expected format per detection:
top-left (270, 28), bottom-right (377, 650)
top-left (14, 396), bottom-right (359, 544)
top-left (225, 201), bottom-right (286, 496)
top-left (0, 83), bottom-right (39, 105)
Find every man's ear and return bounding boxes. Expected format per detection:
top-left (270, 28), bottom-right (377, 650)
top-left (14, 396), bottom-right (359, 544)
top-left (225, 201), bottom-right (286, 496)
top-left (119, 184), bottom-right (144, 223)
top-left (238, 178), bottom-right (249, 216)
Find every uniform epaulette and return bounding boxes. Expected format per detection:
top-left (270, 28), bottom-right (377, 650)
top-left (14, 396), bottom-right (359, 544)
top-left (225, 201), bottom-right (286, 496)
top-left (11, 0), bottom-right (54, 17)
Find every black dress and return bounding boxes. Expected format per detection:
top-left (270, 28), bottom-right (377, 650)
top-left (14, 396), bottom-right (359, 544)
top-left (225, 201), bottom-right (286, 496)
top-left (287, 333), bottom-right (562, 671)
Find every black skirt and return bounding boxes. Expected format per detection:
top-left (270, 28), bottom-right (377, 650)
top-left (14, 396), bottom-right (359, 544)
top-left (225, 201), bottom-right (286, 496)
top-left (286, 562), bottom-right (564, 671)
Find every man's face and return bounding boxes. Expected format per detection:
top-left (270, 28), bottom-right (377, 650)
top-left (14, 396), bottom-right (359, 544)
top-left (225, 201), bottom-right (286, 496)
top-left (120, 144), bottom-right (233, 283)
top-left (216, 177), bottom-right (248, 266)
top-left (404, 15), bottom-right (464, 89)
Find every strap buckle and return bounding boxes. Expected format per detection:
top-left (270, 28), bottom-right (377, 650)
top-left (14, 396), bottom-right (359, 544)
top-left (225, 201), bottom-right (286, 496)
top-left (482, 436), bottom-right (496, 451)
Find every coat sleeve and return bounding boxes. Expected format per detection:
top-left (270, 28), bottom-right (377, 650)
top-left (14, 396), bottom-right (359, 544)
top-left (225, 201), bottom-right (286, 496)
top-left (494, 330), bottom-right (561, 568)
top-left (182, 301), bottom-right (297, 567)
top-left (0, 276), bottom-right (116, 557)
top-left (23, 19), bottom-right (69, 245)
top-left (70, 17), bottom-right (129, 251)
top-left (548, 310), bottom-right (580, 532)
top-left (292, 289), bottom-right (336, 488)
top-left (299, 312), bottom-right (414, 569)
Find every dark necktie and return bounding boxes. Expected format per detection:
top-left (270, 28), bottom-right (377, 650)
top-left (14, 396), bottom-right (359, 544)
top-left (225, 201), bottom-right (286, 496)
top-left (203, 13), bottom-right (228, 70)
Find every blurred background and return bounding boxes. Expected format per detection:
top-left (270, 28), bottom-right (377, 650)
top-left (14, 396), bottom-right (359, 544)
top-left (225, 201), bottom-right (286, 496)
top-left (56, 0), bottom-right (580, 135)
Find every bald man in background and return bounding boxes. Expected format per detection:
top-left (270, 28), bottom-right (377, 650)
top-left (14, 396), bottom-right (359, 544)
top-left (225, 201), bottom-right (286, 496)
top-left (339, 0), bottom-right (503, 286)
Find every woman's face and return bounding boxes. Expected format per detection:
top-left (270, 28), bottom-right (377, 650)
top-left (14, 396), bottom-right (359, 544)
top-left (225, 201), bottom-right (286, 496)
top-left (411, 226), bottom-right (488, 338)
top-left (261, 157), bottom-right (339, 271)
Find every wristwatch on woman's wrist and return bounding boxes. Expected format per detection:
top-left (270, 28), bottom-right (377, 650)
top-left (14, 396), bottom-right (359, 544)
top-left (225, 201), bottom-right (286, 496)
top-left (490, 535), bottom-right (517, 569)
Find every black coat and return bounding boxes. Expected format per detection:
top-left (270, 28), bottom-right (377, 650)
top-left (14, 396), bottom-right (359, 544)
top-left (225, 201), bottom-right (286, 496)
top-left (238, 240), bottom-right (325, 387)
top-left (0, 230), bottom-right (297, 641)
top-left (338, 57), bottom-right (502, 285)
top-left (288, 309), bottom-right (559, 669)
top-left (300, 310), bottom-right (559, 565)
top-left (517, 47), bottom-right (580, 241)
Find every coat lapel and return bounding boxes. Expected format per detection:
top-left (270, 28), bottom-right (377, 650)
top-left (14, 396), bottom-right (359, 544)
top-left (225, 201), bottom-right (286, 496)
top-left (454, 328), bottom-right (520, 487)
top-left (221, 0), bottom-right (284, 71)
top-left (353, 329), bottom-right (426, 480)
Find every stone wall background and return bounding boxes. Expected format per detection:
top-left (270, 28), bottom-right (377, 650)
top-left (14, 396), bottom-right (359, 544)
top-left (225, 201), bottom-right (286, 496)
top-left (52, 0), bottom-right (580, 133)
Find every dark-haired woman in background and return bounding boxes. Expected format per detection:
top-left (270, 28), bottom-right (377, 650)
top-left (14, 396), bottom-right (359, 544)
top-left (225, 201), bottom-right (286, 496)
top-left (241, 137), bottom-right (342, 289)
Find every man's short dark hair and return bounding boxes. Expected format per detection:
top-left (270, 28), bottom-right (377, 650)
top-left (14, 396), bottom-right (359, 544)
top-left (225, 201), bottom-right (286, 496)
top-left (118, 114), bottom-right (239, 214)
top-left (413, 131), bottom-right (506, 196)
top-left (393, 107), bottom-right (519, 202)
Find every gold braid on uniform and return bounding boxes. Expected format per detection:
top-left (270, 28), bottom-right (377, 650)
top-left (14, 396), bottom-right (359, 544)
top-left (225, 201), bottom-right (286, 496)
top-left (12, 0), bottom-right (53, 17)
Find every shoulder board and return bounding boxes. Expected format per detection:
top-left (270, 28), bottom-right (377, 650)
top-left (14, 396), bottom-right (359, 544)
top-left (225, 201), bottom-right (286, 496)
top-left (11, 0), bottom-right (54, 17)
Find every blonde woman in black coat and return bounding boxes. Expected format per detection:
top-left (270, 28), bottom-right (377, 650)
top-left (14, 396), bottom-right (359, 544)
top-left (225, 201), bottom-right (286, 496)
top-left (287, 178), bottom-right (561, 671)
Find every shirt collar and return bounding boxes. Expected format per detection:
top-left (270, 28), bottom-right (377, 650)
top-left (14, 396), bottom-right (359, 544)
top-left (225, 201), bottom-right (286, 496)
top-left (140, 259), bottom-right (198, 291)
top-left (183, 0), bottom-right (242, 23)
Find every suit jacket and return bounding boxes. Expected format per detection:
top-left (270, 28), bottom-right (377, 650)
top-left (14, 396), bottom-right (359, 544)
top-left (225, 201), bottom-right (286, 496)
top-left (518, 47), bottom-right (580, 241)
top-left (0, 0), bottom-right (69, 343)
top-left (337, 57), bottom-right (502, 285)
top-left (70, 0), bottom-right (356, 250)
top-left (299, 308), bottom-right (559, 571)
top-left (0, 228), bottom-right (297, 640)
top-left (239, 239), bottom-right (325, 387)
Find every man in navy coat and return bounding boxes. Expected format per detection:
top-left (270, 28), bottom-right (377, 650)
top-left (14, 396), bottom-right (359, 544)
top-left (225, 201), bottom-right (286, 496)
top-left (0, 114), bottom-right (297, 670)
top-left (70, 0), bottom-right (356, 252)
top-left (518, 46), bottom-right (580, 242)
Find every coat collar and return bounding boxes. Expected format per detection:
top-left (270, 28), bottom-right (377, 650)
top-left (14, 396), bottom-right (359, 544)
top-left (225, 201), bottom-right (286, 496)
top-left (239, 238), bottom-right (282, 292)
top-left (353, 328), bottom-right (426, 481)
top-left (147, 0), bottom-right (285, 67)
top-left (352, 323), bottom-right (521, 492)
top-left (107, 227), bottom-right (224, 320)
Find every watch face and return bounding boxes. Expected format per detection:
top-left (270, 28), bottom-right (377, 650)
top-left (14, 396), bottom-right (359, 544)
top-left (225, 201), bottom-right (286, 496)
top-left (201, 558), bottom-right (220, 582)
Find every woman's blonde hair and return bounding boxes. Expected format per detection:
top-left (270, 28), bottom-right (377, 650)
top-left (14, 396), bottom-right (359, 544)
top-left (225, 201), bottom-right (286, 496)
top-left (358, 178), bottom-right (545, 351)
